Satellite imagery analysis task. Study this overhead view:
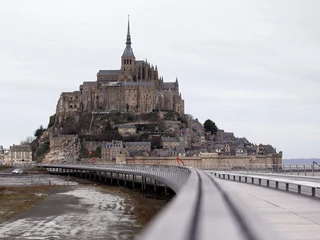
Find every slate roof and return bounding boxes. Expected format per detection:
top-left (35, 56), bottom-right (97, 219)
top-left (161, 136), bottom-right (180, 142)
top-left (162, 82), bottom-right (175, 90)
top-left (125, 142), bottom-right (151, 146)
top-left (10, 145), bottom-right (31, 152)
top-left (97, 70), bottom-right (120, 76)
top-left (262, 145), bottom-right (277, 154)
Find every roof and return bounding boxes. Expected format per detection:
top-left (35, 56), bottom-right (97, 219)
top-left (125, 142), bottom-right (151, 146)
top-left (10, 145), bottom-right (31, 152)
top-left (162, 82), bottom-right (175, 90)
top-left (262, 145), bottom-right (277, 154)
top-left (97, 70), bottom-right (120, 76)
top-left (161, 136), bottom-right (180, 142)
top-left (135, 60), bottom-right (145, 65)
top-left (122, 82), bottom-right (153, 86)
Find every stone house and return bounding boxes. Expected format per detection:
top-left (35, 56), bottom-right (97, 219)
top-left (118, 124), bottom-right (136, 136)
top-left (124, 142), bottom-right (151, 155)
top-left (235, 147), bottom-right (246, 156)
top-left (161, 136), bottom-right (180, 149)
top-left (101, 140), bottom-right (123, 162)
top-left (8, 144), bottom-right (32, 165)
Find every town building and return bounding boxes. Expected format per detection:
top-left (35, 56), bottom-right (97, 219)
top-left (101, 140), bottom-right (123, 162)
top-left (5, 144), bottom-right (33, 165)
top-left (117, 124), bottom-right (136, 136)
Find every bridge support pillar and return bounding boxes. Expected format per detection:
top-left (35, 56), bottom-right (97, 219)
top-left (133, 175), bottom-right (135, 188)
top-left (117, 173), bottom-right (119, 185)
top-left (111, 173), bottom-right (113, 184)
top-left (259, 179), bottom-right (261, 185)
top-left (251, 178), bottom-right (254, 184)
top-left (99, 172), bottom-right (101, 181)
top-left (245, 177), bottom-right (247, 183)
top-left (298, 185), bottom-right (301, 194)
top-left (154, 180), bottom-right (157, 191)
top-left (105, 172), bottom-right (107, 182)
top-left (312, 187), bottom-right (316, 197)
top-left (141, 177), bottom-right (144, 189)
top-left (165, 185), bottom-right (168, 194)
top-left (276, 181), bottom-right (279, 188)
top-left (94, 171), bottom-right (96, 180)
top-left (267, 180), bottom-right (269, 187)
top-left (124, 174), bottom-right (127, 186)
top-left (286, 183), bottom-right (289, 191)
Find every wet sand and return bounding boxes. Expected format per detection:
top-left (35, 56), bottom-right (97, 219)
top-left (0, 174), bottom-right (171, 240)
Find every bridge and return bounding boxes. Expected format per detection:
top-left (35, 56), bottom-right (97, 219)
top-left (38, 164), bottom-right (320, 240)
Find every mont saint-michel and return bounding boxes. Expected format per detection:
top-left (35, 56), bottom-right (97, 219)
top-left (56, 19), bottom-right (184, 119)
top-left (1, 20), bottom-right (282, 167)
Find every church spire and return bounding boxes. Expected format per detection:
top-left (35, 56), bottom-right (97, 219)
top-left (126, 15), bottom-right (131, 45)
top-left (122, 15), bottom-right (135, 58)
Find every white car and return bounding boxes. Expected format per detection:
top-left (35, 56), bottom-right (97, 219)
top-left (12, 169), bottom-right (24, 175)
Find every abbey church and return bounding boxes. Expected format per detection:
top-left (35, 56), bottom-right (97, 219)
top-left (56, 20), bottom-right (185, 116)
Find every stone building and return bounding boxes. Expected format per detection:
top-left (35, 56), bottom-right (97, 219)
top-left (6, 144), bottom-right (32, 165)
top-left (124, 142), bottom-right (151, 155)
top-left (161, 136), bottom-right (181, 149)
top-left (56, 19), bottom-right (184, 120)
top-left (101, 140), bottom-right (123, 162)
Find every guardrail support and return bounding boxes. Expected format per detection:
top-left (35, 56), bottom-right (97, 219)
top-left (259, 179), bottom-right (261, 185)
top-left (286, 183), bottom-right (289, 191)
top-left (298, 185), bottom-right (301, 194)
top-left (245, 177), bottom-right (247, 183)
top-left (276, 181), bottom-right (279, 189)
top-left (267, 180), bottom-right (269, 187)
top-left (312, 188), bottom-right (316, 197)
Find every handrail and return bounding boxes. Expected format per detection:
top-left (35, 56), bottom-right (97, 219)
top-left (211, 171), bottom-right (320, 197)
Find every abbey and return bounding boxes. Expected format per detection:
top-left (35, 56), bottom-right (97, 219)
top-left (56, 20), bottom-right (184, 116)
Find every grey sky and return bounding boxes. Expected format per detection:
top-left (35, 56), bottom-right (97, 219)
top-left (0, 0), bottom-right (319, 158)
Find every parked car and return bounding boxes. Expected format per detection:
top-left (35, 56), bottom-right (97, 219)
top-left (12, 169), bottom-right (24, 175)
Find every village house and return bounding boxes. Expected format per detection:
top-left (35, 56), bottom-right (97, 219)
top-left (7, 144), bottom-right (32, 165)
top-left (161, 136), bottom-right (180, 149)
top-left (101, 140), bottom-right (123, 162)
top-left (124, 142), bottom-right (151, 156)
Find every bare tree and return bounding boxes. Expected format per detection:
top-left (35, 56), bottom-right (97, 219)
top-left (20, 136), bottom-right (35, 145)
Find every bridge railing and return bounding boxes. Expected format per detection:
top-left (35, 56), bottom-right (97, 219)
top-left (204, 164), bottom-right (320, 177)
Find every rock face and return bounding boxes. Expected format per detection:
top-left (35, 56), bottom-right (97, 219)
top-left (42, 135), bottom-right (81, 164)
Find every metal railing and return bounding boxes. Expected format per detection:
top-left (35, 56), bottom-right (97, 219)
top-left (205, 164), bottom-right (320, 177)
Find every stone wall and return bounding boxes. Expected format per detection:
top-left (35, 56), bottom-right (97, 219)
top-left (116, 153), bottom-right (282, 169)
top-left (43, 135), bottom-right (81, 163)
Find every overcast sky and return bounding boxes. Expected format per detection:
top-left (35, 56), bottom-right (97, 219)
top-left (0, 0), bottom-right (319, 158)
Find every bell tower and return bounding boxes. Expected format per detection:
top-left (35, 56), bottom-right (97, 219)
top-left (121, 16), bottom-right (135, 75)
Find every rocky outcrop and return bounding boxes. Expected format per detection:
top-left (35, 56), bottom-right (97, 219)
top-left (42, 135), bottom-right (81, 163)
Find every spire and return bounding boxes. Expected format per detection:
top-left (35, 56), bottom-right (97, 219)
top-left (122, 15), bottom-right (135, 58)
top-left (126, 15), bottom-right (131, 45)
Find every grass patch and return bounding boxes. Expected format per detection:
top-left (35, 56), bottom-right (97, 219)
top-left (0, 185), bottom-right (52, 222)
top-left (0, 166), bottom-right (10, 171)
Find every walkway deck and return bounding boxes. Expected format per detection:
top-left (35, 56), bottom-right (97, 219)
top-left (215, 178), bottom-right (320, 240)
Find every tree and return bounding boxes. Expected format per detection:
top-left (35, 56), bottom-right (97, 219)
top-left (203, 119), bottom-right (218, 135)
top-left (34, 125), bottom-right (46, 138)
top-left (20, 136), bottom-right (35, 145)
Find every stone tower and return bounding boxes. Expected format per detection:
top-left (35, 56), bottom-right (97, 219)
top-left (121, 17), bottom-right (135, 81)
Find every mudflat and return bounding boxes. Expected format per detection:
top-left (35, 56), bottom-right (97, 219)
top-left (0, 175), bottom-right (171, 240)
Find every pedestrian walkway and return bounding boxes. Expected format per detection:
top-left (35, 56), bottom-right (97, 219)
top-left (215, 178), bottom-right (320, 240)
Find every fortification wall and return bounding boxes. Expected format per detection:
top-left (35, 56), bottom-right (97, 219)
top-left (117, 153), bottom-right (282, 169)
